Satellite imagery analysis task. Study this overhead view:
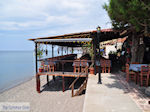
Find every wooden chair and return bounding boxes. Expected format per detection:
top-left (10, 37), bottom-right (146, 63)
top-left (73, 60), bottom-right (80, 73)
top-left (48, 61), bottom-right (55, 72)
top-left (41, 61), bottom-right (49, 72)
top-left (105, 60), bottom-right (111, 73)
top-left (126, 64), bottom-right (137, 82)
top-left (140, 66), bottom-right (150, 86)
top-left (81, 60), bottom-right (88, 73)
top-left (100, 59), bottom-right (105, 73)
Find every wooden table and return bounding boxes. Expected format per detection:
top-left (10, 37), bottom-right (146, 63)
top-left (129, 64), bottom-right (148, 84)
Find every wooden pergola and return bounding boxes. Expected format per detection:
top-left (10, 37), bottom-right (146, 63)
top-left (29, 28), bottom-right (121, 96)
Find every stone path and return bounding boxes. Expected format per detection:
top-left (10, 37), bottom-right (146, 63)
top-left (116, 71), bottom-right (150, 112)
top-left (83, 73), bottom-right (145, 112)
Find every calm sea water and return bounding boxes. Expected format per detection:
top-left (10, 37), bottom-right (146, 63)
top-left (0, 50), bottom-right (79, 93)
top-left (0, 51), bottom-right (35, 93)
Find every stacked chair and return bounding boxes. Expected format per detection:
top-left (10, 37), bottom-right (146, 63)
top-left (81, 59), bottom-right (88, 73)
top-left (100, 59), bottom-right (111, 73)
top-left (73, 59), bottom-right (80, 73)
top-left (73, 58), bottom-right (88, 73)
top-left (126, 63), bottom-right (137, 82)
top-left (140, 66), bottom-right (150, 86)
top-left (48, 61), bottom-right (55, 72)
top-left (41, 61), bottom-right (49, 72)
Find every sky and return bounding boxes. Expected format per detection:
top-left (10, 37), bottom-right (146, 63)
top-left (0, 0), bottom-right (111, 51)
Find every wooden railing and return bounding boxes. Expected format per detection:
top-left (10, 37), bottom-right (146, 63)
top-left (69, 76), bottom-right (88, 97)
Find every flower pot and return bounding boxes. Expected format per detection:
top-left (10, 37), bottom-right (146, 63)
top-left (90, 67), bottom-right (94, 75)
top-left (39, 68), bottom-right (43, 72)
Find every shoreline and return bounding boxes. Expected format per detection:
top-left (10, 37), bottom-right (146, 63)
top-left (0, 76), bottom-right (34, 94)
top-left (0, 75), bottom-right (85, 112)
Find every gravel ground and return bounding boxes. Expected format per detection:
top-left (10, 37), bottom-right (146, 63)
top-left (0, 76), bottom-right (85, 112)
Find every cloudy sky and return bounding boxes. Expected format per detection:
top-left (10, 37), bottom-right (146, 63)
top-left (0, 0), bottom-right (111, 51)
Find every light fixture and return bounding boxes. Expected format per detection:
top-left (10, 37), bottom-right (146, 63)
top-left (139, 37), bottom-right (144, 45)
top-left (97, 26), bottom-right (101, 33)
top-left (146, 47), bottom-right (149, 51)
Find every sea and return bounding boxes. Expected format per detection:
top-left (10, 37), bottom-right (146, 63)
top-left (0, 50), bottom-right (78, 93)
top-left (0, 51), bottom-right (35, 93)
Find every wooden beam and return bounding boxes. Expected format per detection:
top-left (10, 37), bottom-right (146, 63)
top-left (93, 34), bottom-right (97, 75)
top-left (62, 46), bottom-right (63, 56)
top-left (69, 77), bottom-right (79, 88)
top-left (38, 72), bottom-right (87, 77)
top-left (62, 76), bottom-right (65, 92)
top-left (120, 30), bottom-right (127, 36)
top-left (69, 77), bottom-right (79, 97)
top-left (72, 47), bottom-right (73, 54)
top-left (52, 44), bottom-right (54, 57)
top-left (72, 84), bottom-right (74, 97)
top-left (36, 74), bottom-right (40, 93)
top-left (35, 42), bottom-right (38, 73)
top-left (67, 46), bottom-right (68, 54)
top-left (47, 75), bottom-right (49, 86)
top-left (52, 45), bottom-right (56, 81)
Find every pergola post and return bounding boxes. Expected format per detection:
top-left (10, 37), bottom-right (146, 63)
top-left (67, 47), bottom-right (68, 54)
top-left (35, 42), bottom-right (40, 93)
top-left (72, 47), bottom-right (73, 54)
top-left (62, 76), bottom-right (65, 92)
top-left (97, 26), bottom-right (102, 84)
top-left (61, 46), bottom-right (63, 56)
top-left (52, 45), bottom-right (55, 81)
top-left (35, 42), bottom-right (38, 73)
top-left (52, 44), bottom-right (54, 57)
top-left (93, 35), bottom-right (97, 75)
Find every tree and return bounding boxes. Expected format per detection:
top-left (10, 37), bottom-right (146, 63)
top-left (103, 0), bottom-right (150, 63)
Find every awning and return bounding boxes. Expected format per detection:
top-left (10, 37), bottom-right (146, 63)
top-left (29, 29), bottom-right (121, 47)
top-left (34, 38), bottom-right (92, 43)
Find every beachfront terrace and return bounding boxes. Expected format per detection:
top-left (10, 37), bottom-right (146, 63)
top-left (29, 28), bottom-right (120, 97)
top-left (37, 53), bottom-right (90, 96)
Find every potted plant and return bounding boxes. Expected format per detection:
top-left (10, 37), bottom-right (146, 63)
top-left (39, 67), bottom-right (43, 72)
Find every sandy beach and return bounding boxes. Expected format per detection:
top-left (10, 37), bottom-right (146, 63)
top-left (0, 76), bottom-right (85, 112)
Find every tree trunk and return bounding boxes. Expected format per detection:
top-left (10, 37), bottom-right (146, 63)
top-left (131, 33), bottom-right (139, 63)
top-left (131, 33), bottom-right (145, 63)
top-left (136, 43), bottom-right (145, 63)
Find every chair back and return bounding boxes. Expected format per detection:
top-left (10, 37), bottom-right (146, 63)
top-left (100, 59), bottom-right (105, 67)
top-left (81, 59), bottom-right (88, 67)
top-left (105, 60), bottom-right (111, 67)
top-left (74, 60), bottom-right (80, 66)
top-left (48, 61), bottom-right (55, 66)
top-left (141, 66), bottom-right (149, 75)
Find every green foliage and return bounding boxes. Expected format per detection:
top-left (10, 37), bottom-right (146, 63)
top-left (82, 42), bottom-right (95, 67)
top-left (37, 44), bottom-right (44, 59)
top-left (108, 51), bottom-right (117, 55)
top-left (82, 42), bottom-right (94, 60)
top-left (103, 0), bottom-right (150, 36)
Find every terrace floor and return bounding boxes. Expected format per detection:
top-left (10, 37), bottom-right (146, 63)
top-left (83, 73), bottom-right (150, 112)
